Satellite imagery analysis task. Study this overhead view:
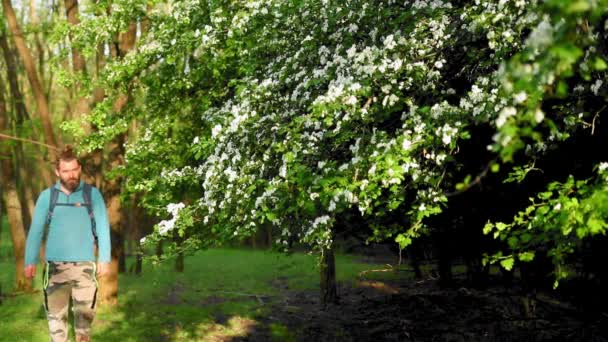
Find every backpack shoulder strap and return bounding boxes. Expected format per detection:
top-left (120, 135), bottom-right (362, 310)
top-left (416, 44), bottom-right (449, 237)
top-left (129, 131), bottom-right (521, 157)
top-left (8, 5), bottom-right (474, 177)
top-left (46, 187), bottom-right (60, 226)
top-left (82, 183), bottom-right (98, 242)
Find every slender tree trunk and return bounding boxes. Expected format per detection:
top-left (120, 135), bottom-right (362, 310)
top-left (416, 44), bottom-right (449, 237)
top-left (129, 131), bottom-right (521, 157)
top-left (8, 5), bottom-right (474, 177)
top-left (0, 31), bottom-right (39, 219)
top-left (64, 0), bottom-right (86, 74)
top-left (98, 18), bottom-right (137, 306)
top-left (266, 226), bottom-right (273, 250)
top-left (0, 73), bottom-right (31, 292)
top-left (29, 0), bottom-right (44, 78)
top-left (2, 0), bottom-right (58, 150)
top-left (64, 0), bottom-right (89, 121)
top-left (173, 230), bottom-right (185, 272)
top-left (0, 32), bottom-right (29, 124)
top-left (131, 196), bottom-right (146, 276)
top-left (0, 31), bottom-right (52, 193)
top-left (320, 241), bottom-right (338, 307)
top-left (156, 241), bottom-right (163, 258)
top-left (15, 150), bottom-right (35, 220)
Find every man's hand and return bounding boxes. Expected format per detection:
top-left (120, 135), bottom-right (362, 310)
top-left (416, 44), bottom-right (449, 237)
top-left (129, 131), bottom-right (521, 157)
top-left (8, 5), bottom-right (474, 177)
top-left (97, 262), bottom-right (110, 277)
top-left (24, 264), bottom-right (36, 278)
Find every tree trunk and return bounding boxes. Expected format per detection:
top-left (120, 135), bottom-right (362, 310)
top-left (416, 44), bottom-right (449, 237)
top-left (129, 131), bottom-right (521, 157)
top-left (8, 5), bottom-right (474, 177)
top-left (266, 226), bottom-right (273, 249)
top-left (320, 242), bottom-right (338, 307)
top-left (64, 0), bottom-right (86, 74)
top-left (3, 187), bottom-right (31, 292)
top-left (156, 240), bottom-right (163, 258)
top-left (0, 32), bottom-right (29, 124)
top-left (118, 201), bottom-right (127, 273)
top-left (0, 72), bottom-right (31, 292)
top-left (29, 0), bottom-right (45, 79)
top-left (2, 0), bottom-right (58, 151)
top-left (64, 0), bottom-right (89, 122)
top-left (0, 30), bottom-right (52, 192)
top-left (97, 17), bottom-right (137, 305)
top-left (174, 233), bottom-right (184, 272)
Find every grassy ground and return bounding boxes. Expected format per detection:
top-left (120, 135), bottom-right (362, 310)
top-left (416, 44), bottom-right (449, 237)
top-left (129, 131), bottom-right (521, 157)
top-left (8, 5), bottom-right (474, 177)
top-left (0, 223), bottom-right (397, 341)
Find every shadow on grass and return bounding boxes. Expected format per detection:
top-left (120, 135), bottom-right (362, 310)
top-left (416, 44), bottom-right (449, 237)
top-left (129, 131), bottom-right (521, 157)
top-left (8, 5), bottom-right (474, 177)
top-left (92, 278), bottom-right (293, 342)
top-left (88, 248), bottom-right (398, 341)
top-left (92, 268), bottom-right (608, 342)
top-left (90, 253), bottom-right (417, 342)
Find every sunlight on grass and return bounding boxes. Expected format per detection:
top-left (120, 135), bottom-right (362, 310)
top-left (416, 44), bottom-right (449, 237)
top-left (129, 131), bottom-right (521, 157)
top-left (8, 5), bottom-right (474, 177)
top-left (192, 316), bottom-right (257, 341)
top-left (1, 230), bottom-right (395, 342)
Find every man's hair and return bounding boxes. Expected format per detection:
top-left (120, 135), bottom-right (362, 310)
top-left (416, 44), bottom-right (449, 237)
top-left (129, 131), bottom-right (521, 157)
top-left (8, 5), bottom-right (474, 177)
top-left (55, 145), bottom-right (80, 169)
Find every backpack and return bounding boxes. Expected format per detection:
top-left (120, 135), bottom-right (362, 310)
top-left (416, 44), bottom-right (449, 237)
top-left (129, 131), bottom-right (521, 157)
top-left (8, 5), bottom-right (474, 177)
top-left (46, 183), bottom-right (98, 243)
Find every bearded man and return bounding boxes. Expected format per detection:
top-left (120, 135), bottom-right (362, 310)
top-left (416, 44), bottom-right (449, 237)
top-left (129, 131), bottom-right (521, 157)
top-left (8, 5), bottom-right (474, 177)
top-left (24, 145), bottom-right (111, 342)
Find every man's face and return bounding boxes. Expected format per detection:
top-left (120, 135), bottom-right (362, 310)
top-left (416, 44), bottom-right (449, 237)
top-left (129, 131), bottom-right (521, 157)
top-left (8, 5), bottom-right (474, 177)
top-left (55, 159), bottom-right (81, 192)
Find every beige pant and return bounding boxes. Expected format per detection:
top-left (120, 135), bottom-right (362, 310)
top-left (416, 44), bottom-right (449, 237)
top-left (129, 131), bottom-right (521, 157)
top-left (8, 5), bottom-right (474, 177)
top-left (44, 261), bottom-right (98, 342)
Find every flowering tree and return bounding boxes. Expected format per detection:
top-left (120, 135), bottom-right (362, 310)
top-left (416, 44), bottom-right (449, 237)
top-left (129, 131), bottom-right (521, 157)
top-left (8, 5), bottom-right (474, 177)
top-left (65, 0), bottom-right (608, 302)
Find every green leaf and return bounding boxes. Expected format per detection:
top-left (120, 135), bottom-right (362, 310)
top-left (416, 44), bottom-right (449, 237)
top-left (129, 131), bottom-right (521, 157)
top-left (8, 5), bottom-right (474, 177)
top-left (550, 43), bottom-right (583, 63)
top-left (556, 81), bottom-right (568, 98)
top-left (587, 217), bottom-right (605, 235)
top-left (500, 257), bottom-right (515, 271)
top-left (495, 222), bottom-right (508, 231)
top-left (395, 234), bottom-right (412, 249)
top-left (593, 57), bottom-right (608, 71)
top-left (576, 227), bottom-right (587, 239)
top-left (566, 0), bottom-right (591, 13)
top-left (483, 222), bottom-right (494, 235)
top-left (265, 212), bottom-right (277, 221)
top-left (518, 251), bottom-right (535, 262)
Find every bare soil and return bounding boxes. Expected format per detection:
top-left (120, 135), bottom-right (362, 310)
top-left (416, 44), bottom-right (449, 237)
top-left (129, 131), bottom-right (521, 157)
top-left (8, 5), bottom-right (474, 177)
top-left (238, 274), bottom-right (608, 342)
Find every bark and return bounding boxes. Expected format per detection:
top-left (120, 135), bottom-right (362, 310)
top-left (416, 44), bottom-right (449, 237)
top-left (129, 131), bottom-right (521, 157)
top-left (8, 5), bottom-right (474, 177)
top-left (174, 234), bottom-right (184, 273)
top-left (29, 0), bottom-right (44, 77)
top-left (2, 0), bottom-right (58, 151)
top-left (64, 0), bottom-right (89, 123)
top-left (156, 240), bottom-right (163, 258)
top-left (0, 32), bottom-right (29, 124)
top-left (98, 18), bottom-right (137, 306)
top-left (98, 134), bottom-right (124, 305)
top-left (64, 0), bottom-right (86, 74)
top-left (131, 196), bottom-right (147, 276)
top-left (0, 32), bottom-right (40, 217)
top-left (266, 225), bottom-right (273, 249)
top-left (0, 72), bottom-right (31, 292)
top-left (320, 242), bottom-right (338, 307)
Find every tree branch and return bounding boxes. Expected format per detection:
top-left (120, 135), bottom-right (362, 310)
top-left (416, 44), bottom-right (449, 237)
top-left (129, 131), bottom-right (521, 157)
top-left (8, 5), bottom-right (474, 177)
top-left (0, 132), bottom-right (58, 150)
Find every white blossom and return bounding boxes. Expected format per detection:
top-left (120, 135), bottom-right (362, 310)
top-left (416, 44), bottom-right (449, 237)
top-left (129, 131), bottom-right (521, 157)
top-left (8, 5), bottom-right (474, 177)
top-left (591, 79), bottom-right (603, 95)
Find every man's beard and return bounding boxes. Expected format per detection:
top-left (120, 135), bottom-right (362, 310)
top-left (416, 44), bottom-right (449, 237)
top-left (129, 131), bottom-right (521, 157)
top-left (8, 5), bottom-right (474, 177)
top-left (61, 177), bottom-right (80, 191)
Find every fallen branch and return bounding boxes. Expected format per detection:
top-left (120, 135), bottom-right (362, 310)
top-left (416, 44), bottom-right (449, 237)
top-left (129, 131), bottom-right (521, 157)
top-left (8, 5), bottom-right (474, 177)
top-left (358, 264), bottom-right (395, 278)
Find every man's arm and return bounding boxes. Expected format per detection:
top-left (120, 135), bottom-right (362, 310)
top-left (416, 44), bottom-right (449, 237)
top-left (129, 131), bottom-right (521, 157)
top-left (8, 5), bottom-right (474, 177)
top-left (24, 189), bottom-right (50, 278)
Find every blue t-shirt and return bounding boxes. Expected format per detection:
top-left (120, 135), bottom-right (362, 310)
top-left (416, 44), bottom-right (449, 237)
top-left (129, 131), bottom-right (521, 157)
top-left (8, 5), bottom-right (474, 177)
top-left (25, 180), bottom-right (111, 265)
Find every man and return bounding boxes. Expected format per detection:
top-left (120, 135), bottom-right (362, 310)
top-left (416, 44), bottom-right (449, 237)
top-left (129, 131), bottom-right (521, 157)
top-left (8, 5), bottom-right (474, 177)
top-left (24, 145), bottom-right (111, 342)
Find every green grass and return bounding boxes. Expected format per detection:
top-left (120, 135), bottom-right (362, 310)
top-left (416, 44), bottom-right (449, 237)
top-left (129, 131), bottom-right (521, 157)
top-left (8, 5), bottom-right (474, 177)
top-left (0, 224), bottom-right (395, 341)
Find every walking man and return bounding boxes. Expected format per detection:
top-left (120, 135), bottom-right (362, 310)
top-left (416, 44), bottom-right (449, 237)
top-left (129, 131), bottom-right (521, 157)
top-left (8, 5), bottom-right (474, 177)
top-left (24, 145), bottom-right (111, 342)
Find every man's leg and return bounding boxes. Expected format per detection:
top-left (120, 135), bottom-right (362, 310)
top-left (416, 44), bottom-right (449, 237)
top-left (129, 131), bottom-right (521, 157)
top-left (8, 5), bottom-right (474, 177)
top-left (46, 262), bottom-right (73, 342)
top-left (72, 262), bottom-right (98, 341)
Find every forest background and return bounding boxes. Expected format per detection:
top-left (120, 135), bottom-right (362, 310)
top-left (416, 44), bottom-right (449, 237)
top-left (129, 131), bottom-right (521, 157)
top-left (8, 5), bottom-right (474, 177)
top-left (0, 0), bottom-right (607, 340)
